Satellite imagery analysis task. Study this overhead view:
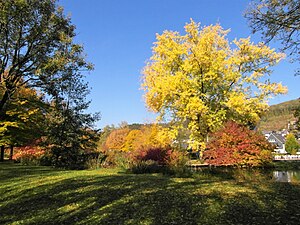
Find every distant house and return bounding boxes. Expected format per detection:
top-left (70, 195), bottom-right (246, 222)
top-left (267, 133), bottom-right (286, 154)
top-left (280, 129), bottom-right (289, 137)
top-left (262, 131), bottom-right (272, 138)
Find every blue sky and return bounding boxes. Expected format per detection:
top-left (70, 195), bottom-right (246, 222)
top-left (59, 0), bottom-right (299, 128)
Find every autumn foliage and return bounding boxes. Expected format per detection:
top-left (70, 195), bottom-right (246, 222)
top-left (13, 144), bottom-right (45, 165)
top-left (141, 19), bottom-right (287, 153)
top-left (104, 128), bottom-right (131, 151)
top-left (128, 147), bottom-right (188, 174)
top-left (131, 147), bottom-right (171, 165)
top-left (203, 121), bottom-right (274, 167)
top-left (103, 124), bottom-right (172, 152)
top-left (98, 124), bottom-right (189, 173)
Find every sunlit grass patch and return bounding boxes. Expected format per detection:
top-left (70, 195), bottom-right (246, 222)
top-left (1, 163), bottom-right (300, 225)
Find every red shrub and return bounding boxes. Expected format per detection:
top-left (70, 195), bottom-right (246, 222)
top-left (203, 121), bottom-right (274, 167)
top-left (131, 147), bottom-right (188, 166)
top-left (132, 147), bottom-right (171, 165)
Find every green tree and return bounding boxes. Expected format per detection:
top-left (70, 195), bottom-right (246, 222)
top-left (285, 133), bottom-right (300, 154)
top-left (141, 20), bottom-right (287, 154)
top-left (245, 0), bottom-right (300, 74)
top-left (0, 0), bottom-right (98, 167)
top-left (295, 106), bottom-right (300, 132)
top-left (0, 0), bottom-right (92, 117)
top-left (45, 76), bottom-right (100, 169)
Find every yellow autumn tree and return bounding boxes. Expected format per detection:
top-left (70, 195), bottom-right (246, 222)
top-left (130, 124), bottom-right (173, 151)
top-left (104, 128), bottom-right (130, 151)
top-left (141, 20), bottom-right (287, 155)
top-left (123, 129), bottom-right (142, 152)
top-left (0, 83), bottom-right (46, 147)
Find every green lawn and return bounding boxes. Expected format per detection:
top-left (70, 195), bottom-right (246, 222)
top-left (1, 163), bottom-right (300, 225)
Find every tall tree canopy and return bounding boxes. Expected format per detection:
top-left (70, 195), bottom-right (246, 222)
top-left (0, 83), bottom-right (46, 146)
top-left (0, 0), bottom-right (99, 167)
top-left (44, 71), bottom-right (100, 169)
top-left (245, 0), bottom-right (300, 73)
top-left (245, 0), bottom-right (300, 130)
top-left (0, 0), bottom-right (92, 118)
top-left (141, 20), bottom-right (287, 153)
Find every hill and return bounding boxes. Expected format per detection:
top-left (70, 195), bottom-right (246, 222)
top-left (258, 98), bottom-right (300, 131)
top-left (126, 100), bottom-right (300, 132)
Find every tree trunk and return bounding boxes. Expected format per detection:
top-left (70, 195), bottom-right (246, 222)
top-left (0, 146), bottom-right (4, 161)
top-left (9, 145), bottom-right (13, 160)
top-left (0, 90), bottom-right (9, 116)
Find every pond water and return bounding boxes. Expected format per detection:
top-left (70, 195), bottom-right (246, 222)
top-left (194, 167), bottom-right (300, 183)
top-left (273, 171), bottom-right (300, 183)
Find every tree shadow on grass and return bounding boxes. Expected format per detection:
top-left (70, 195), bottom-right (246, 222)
top-left (1, 173), bottom-right (203, 224)
top-left (0, 162), bottom-right (65, 182)
top-left (219, 182), bottom-right (300, 225)
top-left (1, 165), bottom-right (300, 225)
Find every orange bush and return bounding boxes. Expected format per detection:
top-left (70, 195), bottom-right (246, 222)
top-left (13, 145), bottom-right (45, 165)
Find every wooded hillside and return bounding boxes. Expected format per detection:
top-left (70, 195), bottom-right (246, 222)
top-left (258, 99), bottom-right (300, 131)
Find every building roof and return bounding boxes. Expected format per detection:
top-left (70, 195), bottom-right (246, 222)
top-left (268, 133), bottom-right (285, 144)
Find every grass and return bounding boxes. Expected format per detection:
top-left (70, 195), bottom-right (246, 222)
top-left (1, 162), bottom-right (300, 225)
